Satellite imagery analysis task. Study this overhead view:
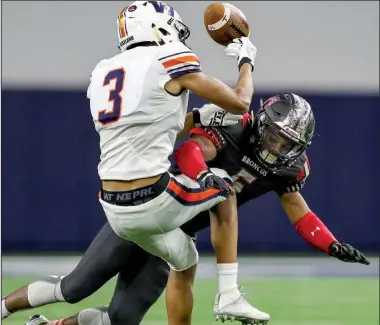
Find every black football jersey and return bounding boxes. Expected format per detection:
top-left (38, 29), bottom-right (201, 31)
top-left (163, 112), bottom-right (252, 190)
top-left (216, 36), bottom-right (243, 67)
top-left (189, 116), bottom-right (311, 206)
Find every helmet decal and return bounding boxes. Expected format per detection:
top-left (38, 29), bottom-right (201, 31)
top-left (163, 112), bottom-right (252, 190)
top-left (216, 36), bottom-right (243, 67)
top-left (283, 94), bottom-right (312, 129)
top-left (128, 5), bottom-right (137, 12)
top-left (149, 1), bottom-right (175, 17)
top-left (263, 95), bottom-right (280, 108)
top-left (118, 7), bottom-right (128, 39)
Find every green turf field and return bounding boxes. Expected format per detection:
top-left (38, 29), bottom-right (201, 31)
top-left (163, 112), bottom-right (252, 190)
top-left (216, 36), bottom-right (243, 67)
top-left (2, 277), bottom-right (379, 325)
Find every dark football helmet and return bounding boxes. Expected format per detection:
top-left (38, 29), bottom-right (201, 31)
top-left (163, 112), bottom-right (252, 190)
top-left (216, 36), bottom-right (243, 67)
top-left (252, 93), bottom-right (315, 172)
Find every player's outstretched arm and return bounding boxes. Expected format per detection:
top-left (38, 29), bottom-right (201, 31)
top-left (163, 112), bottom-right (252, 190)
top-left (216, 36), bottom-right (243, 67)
top-left (177, 66), bottom-right (252, 115)
top-left (174, 37), bottom-right (257, 115)
top-left (278, 191), bottom-right (310, 224)
top-left (278, 191), bottom-right (370, 265)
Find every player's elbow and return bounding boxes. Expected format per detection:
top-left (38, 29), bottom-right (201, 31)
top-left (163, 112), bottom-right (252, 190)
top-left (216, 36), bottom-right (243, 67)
top-left (238, 100), bottom-right (250, 113)
top-left (233, 91), bottom-right (251, 114)
top-left (279, 191), bottom-right (303, 206)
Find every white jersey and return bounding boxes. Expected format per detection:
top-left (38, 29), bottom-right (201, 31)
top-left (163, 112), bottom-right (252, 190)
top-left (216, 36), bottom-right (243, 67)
top-left (88, 42), bottom-right (201, 180)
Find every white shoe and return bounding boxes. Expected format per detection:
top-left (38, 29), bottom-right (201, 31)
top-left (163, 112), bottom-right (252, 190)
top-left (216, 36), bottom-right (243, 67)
top-left (25, 315), bottom-right (49, 325)
top-left (214, 287), bottom-right (270, 325)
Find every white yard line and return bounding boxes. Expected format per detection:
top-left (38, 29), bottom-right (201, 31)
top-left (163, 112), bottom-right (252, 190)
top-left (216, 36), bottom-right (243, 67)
top-left (2, 256), bottom-right (379, 278)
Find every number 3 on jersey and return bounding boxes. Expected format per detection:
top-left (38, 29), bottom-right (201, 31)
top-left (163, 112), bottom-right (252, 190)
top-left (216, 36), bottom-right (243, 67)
top-left (98, 68), bottom-right (126, 125)
top-left (232, 168), bottom-right (257, 193)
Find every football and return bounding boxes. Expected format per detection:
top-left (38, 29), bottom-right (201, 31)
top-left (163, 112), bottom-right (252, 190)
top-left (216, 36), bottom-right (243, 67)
top-left (204, 2), bottom-right (250, 46)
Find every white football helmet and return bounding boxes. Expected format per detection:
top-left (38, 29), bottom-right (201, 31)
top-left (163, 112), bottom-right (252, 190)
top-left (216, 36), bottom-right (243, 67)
top-left (117, 1), bottom-right (190, 51)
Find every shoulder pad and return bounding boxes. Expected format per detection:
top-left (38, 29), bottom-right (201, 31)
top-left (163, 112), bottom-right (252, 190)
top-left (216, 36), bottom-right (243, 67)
top-left (158, 43), bottom-right (201, 79)
top-left (93, 59), bottom-right (110, 72)
top-left (276, 154), bottom-right (311, 194)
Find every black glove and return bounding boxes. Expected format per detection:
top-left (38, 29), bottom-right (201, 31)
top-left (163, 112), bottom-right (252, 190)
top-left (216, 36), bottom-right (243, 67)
top-left (328, 242), bottom-right (370, 265)
top-left (196, 169), bottom-right (230, 192)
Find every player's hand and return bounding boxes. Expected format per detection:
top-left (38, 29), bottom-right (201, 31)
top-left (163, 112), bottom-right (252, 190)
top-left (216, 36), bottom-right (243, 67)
top-left (328, 242), bottom-right (370, 265)
top-left (193, 104), bottom-right (243, 128)
top-left (196, 169), bottom-right (231, 192)
top-left (225, 37), bottom-right (257, 71)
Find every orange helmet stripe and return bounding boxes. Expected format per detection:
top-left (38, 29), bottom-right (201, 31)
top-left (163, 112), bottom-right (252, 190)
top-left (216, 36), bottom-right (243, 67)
top-left (118, 7), bottom-right (127, 38)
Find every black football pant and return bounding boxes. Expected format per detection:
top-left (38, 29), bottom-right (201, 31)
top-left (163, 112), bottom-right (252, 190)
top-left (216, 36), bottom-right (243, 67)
top-left (59, 222), bottom-right (169, 325)
top-left (58, 214), bottom-right (207, 325)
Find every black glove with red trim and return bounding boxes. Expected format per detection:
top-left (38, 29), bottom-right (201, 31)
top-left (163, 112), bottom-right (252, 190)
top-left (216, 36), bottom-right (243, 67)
top-left (196, 169), bottom-right (230, 192)
top-left (328, 242), bottom-right (370, 265)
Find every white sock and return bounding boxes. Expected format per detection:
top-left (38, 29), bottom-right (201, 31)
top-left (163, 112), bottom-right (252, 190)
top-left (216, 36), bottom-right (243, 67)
top-left (217, 263), bottom-right (238, 293)
top-left (1, 298), bottom-right (11, 319)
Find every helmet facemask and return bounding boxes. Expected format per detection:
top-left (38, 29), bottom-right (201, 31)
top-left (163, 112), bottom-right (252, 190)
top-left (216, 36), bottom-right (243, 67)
top-left (253, 94), bottom-right (315, 172)
top-left (153, 17), bottom-right (190, 45)
top-left (170, 19), bottom-right (190, 42)
top-left (255, 117), bottom-right (309, 171)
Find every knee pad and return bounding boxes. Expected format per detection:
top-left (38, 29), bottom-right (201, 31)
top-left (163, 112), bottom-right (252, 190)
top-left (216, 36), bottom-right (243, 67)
top-left (168, 238), bottom-right (199, 272)
top-left (78, 307), bottom-right (110, 325)
top-left (28, 276), bottom-right (66, 307)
